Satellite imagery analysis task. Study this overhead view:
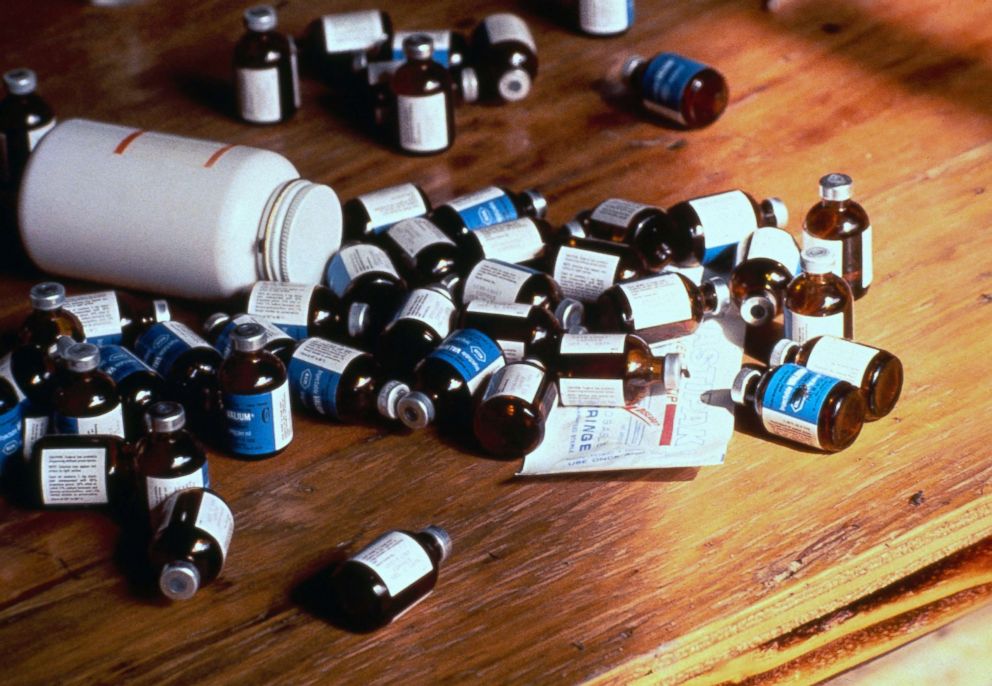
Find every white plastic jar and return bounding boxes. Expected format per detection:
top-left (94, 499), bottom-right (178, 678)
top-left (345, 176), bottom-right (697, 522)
top-left (19, 118), bottom-right (342, 299)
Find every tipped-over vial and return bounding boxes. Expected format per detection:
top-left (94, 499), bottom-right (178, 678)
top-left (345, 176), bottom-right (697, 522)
top-left (18, 282), bottom-right (85, 352)
top-left (784, 247), bottom-right (854, 343)
top-left (134, 401), bottom-right (210, 515)
top-left (331, 525), bottom-right (451, 630)
top-left (377, 286), bottom-right (458, 380)
top-left (459, 300), bottom-right (565, 366)
top-left (474, 359), bottom-right (558, 458)
top-left (150, 488), bottom-right (234, 601)
top-left (549, 224), bottom-right (647, 303)
top-left (343, 182), bottom-right (432, 240)
top-left (577, 199), bottom-right (675, 271)
top-left (0, 68), bottom-right (56, 188)
top-left (219, 323), bottom-right (293, 458)
top-left (769, 336), bottom-right (902, 421)
top-left (245, 281), bottom-right (368, 344)
top-left (98, 345), bottom-right (166, 441)
top-left (622, 51), bottom-right (727, 128)
top-left (391, 35), bottom-right (455, 155)
top-left (380, 217), bottom-right (461, 287)
top-left (731, 227), bottom-right (801, 327)
top-left (64, 290), bottom-right (170, 348)
top-left (456, 216), bottom-right (555, 267)
top-left (431, 186), bottom-right (547, 237)
top-left (731, 363), bottom-right (866, 452)
top-left (53, 343), bottom-right (125, 438)
top-left (0, 377), bottom-right (22, 479)
top-left (0, 344), bottom-right (56, 461)
top-left (234, 5), bottom-right (300, 125)
top-left (578, 0), bottom-right (635, 36)
top-left (325, 242), bottom-right (408, 338)
top-left (23, 435), bottom-right (129, 509)
top-left (460, 259), bottom-right (563, 311)
top-left (556, 332), bottom-right (685, 406)
top-left (471, 14), bottom-right (538, 103)
top-left (304, 10), bottom-right (393, 85)
top-left (802, 173), bottom-right (873, 300)
top-left (204, 312), bottom-right (296, 366)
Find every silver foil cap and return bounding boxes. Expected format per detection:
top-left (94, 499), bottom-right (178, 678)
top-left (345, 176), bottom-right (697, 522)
top-left (403, 34), bottom-right (434, 61)
top-left (397, 391), bottom-right (435, 429)
top-left (769, 338), bottom-right (800, 367)
top-left (145, 400), bottom-right (186, 433)
top-left (52, 335), bottom-right (77, 359)
top-left (64, 342), bottom-right (100, 372)
top-left (663, 352), bottom-right (685, 392)
top-left (30, 282), bottom-right (66, 311)
top-left (244, 5), bottom-right (277, 32)
top-left (377, 380), bottom-right (410, 420)
top-left (422, 525), bottom-right (453, 563)
top-left (762, 197), bottom-right (789, 227)
top-left (730, 366), bottom-right (763, 405)
top-left (554, 298), bottom-right (584, 330)
top-left (348, 302), bottom-right (371, 339)
top-left (231, 322), bottom-right (266, 352)
top-left (497, 67), bottom-right (531, 102)
top-left (159, 561), bottom-right (201, 601)
top-left (741, 292), bottom-right (777, 326)
top-left (460, 67), bottom-right (479, 104)
top-left (621, 55), bottom-right (645, 85)
top-left (707, 277), bottom-right (731, 317)
top-left (4, 68), bottom-right (37, 96)
top-left (819, 173), bottom-right (853, 201)
top-left (522, 189), bottom-right (548, 219)
top-left (203, 312), bottom-right (231, 335)
top-left (800, 246), bottom-right (835, 275)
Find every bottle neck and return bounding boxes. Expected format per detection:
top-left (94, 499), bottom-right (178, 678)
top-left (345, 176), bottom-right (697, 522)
top-left (700, 281), bottom-right (719, 313)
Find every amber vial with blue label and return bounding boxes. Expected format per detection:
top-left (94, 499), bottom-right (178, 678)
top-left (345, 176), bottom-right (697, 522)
top-left (622, 52), bottom-right (727, 128)
top-left (430, 186), bottom-right (547, 238)
top-left (219, 323), bottom-right (293, 458)
top-left (731, 363), bottom-right (866, 452)
top-left (98, 344), bottom-right (165, 440)
top-left (53, 343), bottom-right (126, 439)
top-left (134, 401), bottom-right (210, 516)
top-left (0, 376), bottom-right (22, 479)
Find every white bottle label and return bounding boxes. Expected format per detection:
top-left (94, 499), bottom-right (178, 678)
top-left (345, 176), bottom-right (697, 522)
top-left (446, 186), bottom-right (506, 212)
top-left (579, 0), bottom-right (632, 33)
top-left (497, 339), bottom-right (527, 363)
top-left (784, 309), bottom-right (847, 343)
top-left (397, 93), bottom-right (449, 153)
top-left (236, 67), bottom-right (282, 124)
top-left (322, 11), bottom-right (386, 53)
top-left (63, 291), bottom-right (123, 342)
top-left (560, 333), bottom-right (626, 355)
top-left (195, 491), bottom-right (235, 562)
top-left (804, 336), bottom-right (879, 386)
top-left (861, 226), bottom-right (873, 287)
top-left (161, 321), bottom-right (213, 350)
top-left (293, 337), bottom-right (365, 375)
top-left (801, 233), bottom-right (844, 279)
top-left (41, 447), bottom-right (108, 505)
top-left (394, 289), bottom-right (456, 338)
top-left (361, 183), bottom-right (429, 232)
top-left (368, 60), bottom-right (403, 85)
top-left (0, 353), bottom-right (25, 403)
top-left (462, 261), bottom-right (534, 304)
top-left (483, 13), bottom-right (536, 52)
top-left (23, 416), bottom-right (49, 461)
top-left (483, 364), bottom-right (544, 403)
top-left (388, 217), bottom-right (454, 259)
top-left (619, 275), bottom-right (692, 329)
top-left (27, 119), bottom-right (57, 150)
top-left (738, 227), bottom-right (800, 275)
top-left (687, 191), bottom-right (758, 260)
top-left (247, 282), bottom-right (315, 332)
top-left (145, 466), bottom-right (208, 513)
top-left (553, 246), bottom-right (620, 303)
top-left (337, 243), bottom-right (400, 281)
top-left (353, 531), bottom-right (434, 596)
top-left (558, 378), bottom-right (626, 407)
top-left (590, 198), bottom-right (653, 228)
top-left (472, 218), bottom-right (544, 264)
top-left (58, 405), bottom-right (125, 438)
top-left (465, 300), bottom-right (532, 318)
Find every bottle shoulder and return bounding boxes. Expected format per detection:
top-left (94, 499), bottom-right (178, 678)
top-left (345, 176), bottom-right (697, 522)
top-left (803, 201), bottom-right (871, 238)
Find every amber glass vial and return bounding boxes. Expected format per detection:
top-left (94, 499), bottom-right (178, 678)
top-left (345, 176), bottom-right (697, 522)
top-left (1, 343), bottom-right (56, 461)
top-left (380, 217), bottom-right (461, 287)
top-left (233, 5), bottom-right (299, 125)
top-left (343, 182), bottom-right (432, 240)
top-left (770, 336), bottom-right (902, 421)
top-left (331, 525), bottom-right (451, 630)
top-left (133, 401), bottom-right (210, 515)
top-left (204, 312), bottom-right (296, 366)
top-left (18, 282), bottom-right (84, 352)
top-left (24, 435), bottom-right (129, 509)
top-left (456, 216), bottom-right (555, 267)
top-left (246, 281), bottom-right (368, 343)
top-left (474, 359), bottom-right (558, 458)
top-left (376, 286), bottom-right (458, 380)
top-left (460, 259), bottom-right (563, 312)
top-left (431, 186), bottom-right (547, 237)
top-left (459, 300), bottom-right (564, 366)
top-left (98, 344), bottom-right (166, 441)
top-left (53, 343), bottom-right (125, 438)
top-left (304, 9), bottom-right (393, 86)
top-left (802, 173), bottom-right (872, 300)
top-left (731, 227), bottom-right (801, 327)
top-left (784, 247), bottom-right (854, 343)
top-left (287, 337), bottom-right (393, 422)
top-left (732, 363), bottom-right (866, 452)
top-left (0, 68), bottom-right (55, 189)
top-left (549, 223), bottom-right (646, 304)
top-left (326, 242), bottom-right (408, 338)
top-left (470, 13), bottom-right (538, 103)
top-left (0, 377), bottom-right (21, 479)
top-left (150, 488), bottom-right (234, 601)
top-left (622, 52), bottom-right (727, 128)
top-left (391, 35), bottom-right (454, 155)
top-left (576, 199), bottom-right (675, 271)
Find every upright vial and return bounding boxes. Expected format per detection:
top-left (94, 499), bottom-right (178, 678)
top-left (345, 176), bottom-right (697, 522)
top-left (0, 69), bottom-right (56, 188)
top-left (234, 5), bottom-right (300, 125)
top-left (98, 344), bottom-right (166, 440)
top-left (459, 301), bottom-right (564, 366)
top-left (578, 0), bottom-right (635, 36)
top-left (731, 363), bottom-right (866, 452)
top-left (731, 227), bottom-right (801, 327)
top-left (0, 344), bottom-right (56, 460)
top-left (594, 273), bottom-right (729, 343)
top-left (18, 282), bottom-right (85, 351)
top-left (666, 190), bottom-right (788, 266)
top-left (343, 182), bottom-right (432, 241)
top-left (622, 52), bottom-right (727, 128)
top-left (431, 186), bottom-right (547, 237)
top-left (460, 259), bottom-right (563, 311)
top-left (245, 281), bottom-right (368, 344)
top-left (470, 14), bottom-right (538, 103)
top-left (802, 173), bottom-right (873, 299)
top-left (64, 290), bottom-right (171, 347)
top-left (23, 435), bottom-right (128, 509)
top-left (133, 401), bottom-right (210, 515)
top-left (331, 525), bottom-right (451, 630)
top-left (376, 285), bottom-right (458, 380)
top-left (391, 35), bottom-right (454, 155)
top-left (150, 488), bottom-right (234, 601)
top-left (380, 217), bottom-right (462, 287)
top-left (577, 199), bottom-right (674, 271)
top-left (325, 242), bottom-right (408, 336)
top-left (784, 247), bottom-right (854, 343)
top-left (204, 312), bottom-right (296, 366)
top-left (0, 377), bottom-right (22, 480)
top-left (769, 336), bottom-right (902, 421)
top-left (474, 359), bottom-right (558, 458)
top-left (53, 343), bottom-right (126, 438)
top-left (548, 224), bottom-right (648, 303)
top-left (455, 216), bottom-right (555, 267)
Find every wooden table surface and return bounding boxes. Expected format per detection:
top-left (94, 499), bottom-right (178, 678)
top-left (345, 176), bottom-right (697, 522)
top-left (2, 0), bottom-right (991, 684)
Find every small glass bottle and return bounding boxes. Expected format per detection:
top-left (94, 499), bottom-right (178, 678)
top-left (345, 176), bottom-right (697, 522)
top-left (621, 52), bottom-right (727, 128)
top-left (233, 5), bottom-right (300, 125)
top-left (23, 434), bottom-right (129, 509)
top-left (459, 300), bottom-right (565, 366)
top-left (460, 259), bottom-right (563, 311)
top-left (53, 343), bottom-right (126, 438)
top-left (18, 282), bottom-right (85, 352)
top-left (547, 224), bottom-right (646, 304)
top-left (376, 285), bottom-right (458, 380)
top-left (380, 217), bottom-right (461, 287)
top-left (594, 273), bottom-right (729, 343)
top-left (576, 198), bottom-right (675, 272)
top-left (665, 190), bottom-right (788, 266)
top-left (556, 332), bottom-right (684, 406)
top-left (0, 344), bottom-right (56, 460)
top-left (150, 488), bottom-right (234, 601)
top-left (731, 363), bottom-right (866, 452)
top-left (784, 247), bottom-right (854, 343)
top-left (391, 35), bottom-right (455, 155)
top-left (98, 344), bottom-right (166, 441)
top-left (219, 323), bottom-right (293, 459)
top-left (245, 281), bottom-right (368, 344)
top-left (305, 10), bottom-right (393, 86)
top-left (431, 186), bottom-right (547, 237)
top-left (391, 30), bottom-right (469, 69)
top-left (0, 68), bottom-right (56, 189)
top-left (769, 336), bottom-right (902, 421)
top-left (730, 227), bottom-right (801, 327)
top-left (63, 290), bottom-right (171, 347)
top-left (133, 401), bottom-right (210, 515)
top-left (203, 312), bottom-right (296, 366)
top-left (325, 242), bottom-right (408, 336)
top-left (802, 173), bottom-right (873, 300)
top-left (578, 0), bottom-right (635, 36)
top-left (287, 337), bottom-right (407, 423)
top-left (397, 329), bottom-right (506, 431)
top-left (474, 359), bottom-right (558, 458)
top-left (0, 377), bottom-right (23, 480)
top-left (456, 216), bottom-right (555, 267)
top-left (470, 13), bottom-right (538, 103)
top-left (343, 182), bottom-right (432, 241)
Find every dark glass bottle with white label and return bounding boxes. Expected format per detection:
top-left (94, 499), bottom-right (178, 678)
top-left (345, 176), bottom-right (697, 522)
top-left (343, 182), bottom-right (432, 241)
top-left (53, 343), bottom-right (126, 439)
top-left (391, 30), bottom-right (469, 69)
top-left (0, 343), bottom-right (56, 462)
top-left (594, 273), bottom-right (729, 343)
top-left (474, 359), bottom-right (557, 458)
top-left (63, 290), bottom-right (171, 348)
top-left (23, 434), bottom-right (129, 509)
top-left (331, 525), bottom-right (451, 630)
top-left (731, 363), bottom-right (866, 452)
top-left (456, 216), bottom-right (555, 267)
top-left (391, 35), bottom-right (454, 156)
top-left (784, 247), bottom-right (854, 344)
top-left (577, 0), bottom-right (635, 36)
top-left (731, 227), bottom-right (801, 327)
top-left (245, 281), bottom-right (368, 344)
top-left (0, 68), bottom-right (56, 190)
top-left (133, 401), bottom-right (210, 516)
top-left (431, 187), bottom-right (548, 238)
top-left (458, 301), bottom-right (564, 367)
top-left (665, 191), bottom-right (788, 266)
top-left (470, 13), bottom-right (538, 103)
top-left (0, 377), bottom-right (22, 481)
top-left (769, 336), bottom-right (902, 421)
top-left (325, 242), bottom-right (408, 337)
top-left (18, 282), bottom-right (85, 352)
top-left (397, 329), bottom-right (506, 432)
top-left (233, 5), bottom-right (300, 125)
top-left (98, 344), bottom-right (166, 441)
top-left (459, 259), bottom-right (563, 311)
top-left (376, 286), bottom-right (458, 380)
top-left (150, 488), bottom-right (234, 601)
top-left (380, 217), bottom-right (461, 287)
top-left (203, 312), bottom-right (296, 366)
top-left (219, 323), bottom-right (293, 459)
top-left (547, 223), bottom-right (645, 304)
top-left (575, 199), bottom-right (674, 272)
top-left (305, 10), bottom-right (393, 86)
top-left (622, 52), bottom-right (727, 128)
top-left (802, 173), bottom-right (872, 300)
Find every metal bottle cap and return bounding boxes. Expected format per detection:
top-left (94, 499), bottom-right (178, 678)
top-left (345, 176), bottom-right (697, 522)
top-left (768, 338), bottom-right (800, 367)
top-left (29, 282), bottom-right (66, 311)
top-left (397, 391), bottom-right (435, 429)
top-left (377, 380), bottom-right (410, 420)
top-left (762, 197), bottom-right (789, 227)
top-left (347, 302), bottom-right (371, 339)
top-left (159, 560), bottom-right (201, 601)
top-left (706, 277), bottom-right (731, 316)
top-left (403, 34), bottom-right (434, 61)
top-left (64, 342), bottom-right (100, 372)
top-left (153, 299), bottom-right (172, 323)
top-left (522, 189), bottom-right (548, 219)
top-left (460, 67), bottom-right (479, 104)
top-left (231, 322), bottom-right (267, 352)
top-left (740, 292), bottom-right (777, 326)
top-left (498, 68), bottom-right (531, 102)
top-left (559, 220), bottom-right (586, 239)
top-left (3, 68), bottom-right (37, 96)
top-left (663, 352), bottom-right (685, 392)
top-left (437, 272), bottom-right (461, 296)
top-left (566, 324), bottom-right (588, 335)
top-left (259, 180), bottom-right (342, 285)
top-left (144, 400), bottom-right (186, 433)
top-left (800, 246), bottom-right (835, 274)
top-left (422, 525), bottom-right (453, 563)
top-left (244, 5), bottom-right (277, 32)
top-left (730, 366), bottom-right (763, 405)
top-left (554, 298), bottom-right (585, 330)
top-left (621, 55), bottom-right (645, 85)
top-left (203, 312), bottom-right (231, 335)
top-left (819, 173), bottom-right (853, 201)
top-left (51, 335), bottom-right (77, 359)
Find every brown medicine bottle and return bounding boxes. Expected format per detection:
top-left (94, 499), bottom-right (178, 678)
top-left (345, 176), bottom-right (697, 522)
top-left (18, 282), bottom-right (84, 352)
top-left (133, 401), bottom-right (210, 516)
top-left (0, 68), bottom-right (56, 189)
top-left (391, 35), bottom-right (454, 155)
top-left (245, 281), bottom-right (369, 344)
top-left (784, 247), bottom-right (854, 343)
top-left (730, 227), bottom-right (801, 327)
top-left (63, 290), bottom-right (171, 348)
top-left (470, 14), bottom-right (538, 103)
top-left (802, 173), bottom-right (872, 300)
top-left (376, 285), bottom-right (458, 380)
top-left (234, 5), bottom-right (300, 125)
top-left (203, 312), bottom-right (296, 366)
top-left (342, 182), bottom-right (432, 241)
top-left (380, 217), bottom-right (462, 287)
top-left (325, 242), bottom-right (408, 338)
top-left (455, 216), bottom-right (555, 267)
top-left (53, 343), bottom-right (126, 438)
top-left (548, 222), bottom-right (646, 304)
top-left (24, 434), bottom-right (129, 509)
top-left (458, 300), bottom-right (565, 367)
top-left (474, 359), bottom-right (558, 458)
top-left (459, 259), bottom-right (564, 312)
top-left (431, 186), bottom-right (547, 237)
top-left (575, 199), bottom-right (675, 272)
top-left (621, 52), bottom-right (727, 129)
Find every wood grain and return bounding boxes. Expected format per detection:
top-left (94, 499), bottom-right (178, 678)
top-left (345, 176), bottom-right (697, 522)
top-left (1, 0), bottom-right (991, 684)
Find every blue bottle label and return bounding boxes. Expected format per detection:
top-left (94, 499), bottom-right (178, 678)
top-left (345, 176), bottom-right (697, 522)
top-left (428, 329), bottom-right (506, 394)
top-left (136, 322), bottom-right (212, 377)
top-left (0, 404), bottom-right (23, 473)
top-left (446, 187), bottom-right (519, 230)
top-left (641, 53), bottom-right (708, 125)
top-left (287, 339), bottom-right (365, 419)
top-left (99, 345), bottom-right (156, 383)
top-left (223, 381), bottom-right (293, 456)
top-left (760, 363), bottom-right (844, 449)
